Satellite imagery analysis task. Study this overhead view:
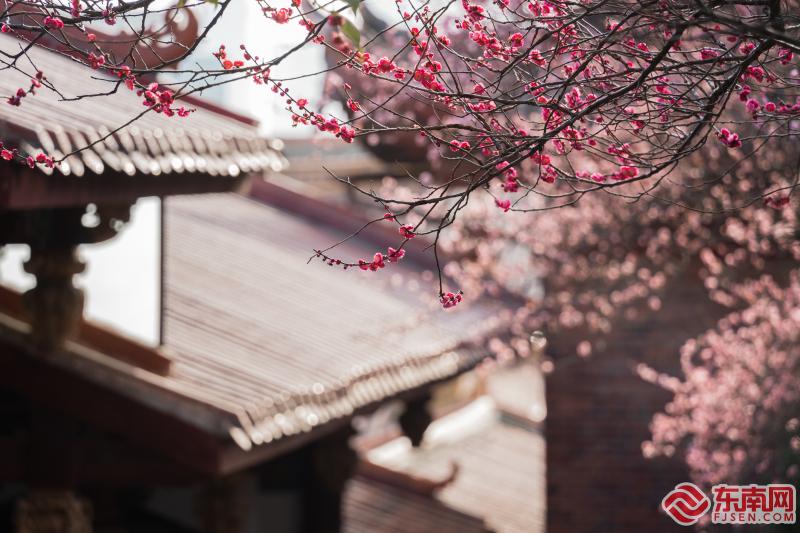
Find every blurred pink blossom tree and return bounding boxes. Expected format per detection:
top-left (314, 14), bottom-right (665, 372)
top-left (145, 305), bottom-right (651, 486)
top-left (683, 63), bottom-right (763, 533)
top-left (644, 273), bottom-right (800, 486)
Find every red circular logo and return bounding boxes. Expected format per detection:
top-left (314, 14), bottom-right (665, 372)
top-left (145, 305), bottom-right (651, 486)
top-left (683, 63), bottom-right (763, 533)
top-left (662, 482), bottom-right (711, 525)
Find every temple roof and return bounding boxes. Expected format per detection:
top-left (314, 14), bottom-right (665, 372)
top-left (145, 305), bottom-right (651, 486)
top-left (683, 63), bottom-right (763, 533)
top-left (0, 188), bottom-right (503, 471)
top-left (0, 33), bottom-right (286, 178)
top-left (345, 476), bottom-right (492, 533)
top-left (162, 193), bottom-right (502, 452)
top-left (344, 396), bottom-right (546, 533)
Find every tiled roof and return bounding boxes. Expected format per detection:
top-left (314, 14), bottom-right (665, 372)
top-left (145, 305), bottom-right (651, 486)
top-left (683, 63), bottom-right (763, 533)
top-left (162, 193), bottom-right (502, 451)
top-left (345, 397), bottom-right (546, 533)
top-left (0, 34), bottom-right (286, 177)
top-left (345, 477), bottom-right (492, 533)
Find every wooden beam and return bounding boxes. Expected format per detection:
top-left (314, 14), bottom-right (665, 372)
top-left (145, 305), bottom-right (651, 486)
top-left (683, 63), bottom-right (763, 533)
top-left (0, 341), bottom-right (225, 476)
top-left (0, 286), bottom-right (171, 375)
top-left (0, 169), bottom-right (249, 210)
top-left (0, 434), bottom-right (201, 486)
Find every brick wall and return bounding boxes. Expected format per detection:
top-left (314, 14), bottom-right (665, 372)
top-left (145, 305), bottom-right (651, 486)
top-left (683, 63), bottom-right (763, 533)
top-left (545, 268), bottom-right (727, 532)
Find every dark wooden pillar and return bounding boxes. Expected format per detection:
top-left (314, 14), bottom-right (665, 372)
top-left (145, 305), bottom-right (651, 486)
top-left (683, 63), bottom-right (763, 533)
top-left (22, 246), bottom-right (85, 351)
top-left (304, 426), bottom-right (358, 533)
top-left (399, 393), bottom-right (432, 447)
top-left (253, 426), bottom-right (360, 531)
top-left (198, 475), bottom-right (248, 533)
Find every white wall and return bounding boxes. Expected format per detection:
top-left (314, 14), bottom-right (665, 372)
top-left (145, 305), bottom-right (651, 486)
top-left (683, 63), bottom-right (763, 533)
top-left (0, 197), bottom-right (161, 346)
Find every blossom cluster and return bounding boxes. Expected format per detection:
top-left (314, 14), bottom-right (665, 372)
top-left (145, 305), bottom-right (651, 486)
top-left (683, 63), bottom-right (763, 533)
top-left (1, 141), bottom-right (56, 169)
top-left (6, 71), bottom-right (44, 107)
top-left (137, 83), bottom-right (192, 117)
